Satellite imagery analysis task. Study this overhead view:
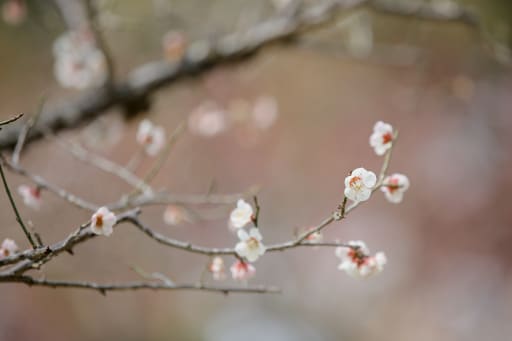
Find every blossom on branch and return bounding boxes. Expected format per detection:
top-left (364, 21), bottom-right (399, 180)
top-left (136, 119), bottom-right (166, 156)
top-left (17, 185), bottom-right (41, 210)
top-left (90, 207), bottom-right (116, 236)
top-left (235, 228), bottom-right (266, 262)
top-left (344, 167), bottom-right (377, 202)
top-left (209, 257), bottom-right (226, 281)
top-left (230, 260), bottom-right (256, 281)
top-left (370, 121), bottom-right (394, 156)
top-left (381, 173), bottom-right (410, 203)
top-left (229, 199), bottom-right (253, 229)
top-left (336, 241), bottom-right (387, 278)
top-left (0, 238), bottom-right (18, 259)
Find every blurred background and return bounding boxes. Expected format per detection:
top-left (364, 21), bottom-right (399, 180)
top-left (1, 0), bottom-right (512, 340)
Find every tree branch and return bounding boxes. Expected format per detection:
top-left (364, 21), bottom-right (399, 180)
top-left (0, 0), bottom-right (478, 149)
top-left (2, 276), bottom-right (280, 295)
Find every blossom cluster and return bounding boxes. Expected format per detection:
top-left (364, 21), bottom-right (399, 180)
top-left (208, 199), bottom-right (266, 282)
top-left (336, 241), bottom-right (387, 278)
top-left (53, 29), bottom-right (108, 89)
top-left (344, 121), bottom-right (410, 204)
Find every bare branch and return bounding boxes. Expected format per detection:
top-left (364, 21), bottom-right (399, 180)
top-left (0, 162), bottom-right (37, 249)
top-left (3, 276), bottom-right (280, 295)
top-left (0, 113), bottom-right (24, 129)
top-left (12, 98), bottom-right (45, 165)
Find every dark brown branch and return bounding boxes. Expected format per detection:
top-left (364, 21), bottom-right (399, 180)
top-left (0, 162), bottom-right (37, 249)
top-left (0, 0), bottom-right (478, 149)
top-left (2, 276), bottom-right (280, 295)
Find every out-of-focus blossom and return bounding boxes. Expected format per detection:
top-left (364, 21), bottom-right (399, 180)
top-left (344, 167), bottom-right (376, 202)
top-left (188, 102), bottom-right (228, 138)
top-left (229, 199), bottom-right (253, 229)
top-left (17, 185), bottom-right (41, 210)
top-left (369, 121), bottom-right (394, 156)
top-left (163, 205), bottom-right (191, 226)
top-left (230, 259), bottom-right (256, 281)
top-left (235, 228), bottom-right (266, 262)
top-left (2, 0), bottom-right (26, 25)
top-left (136, 119), bottom-right (166, 156)
top-left (335, 240), bottom-right (386, 278)
top-left (381, 173), bottom-right (410, 203)
top-left (162, 30), bottom-right (187, 62)
top-left (209, 257), bottom-right (226, 281)
top-left (0, 238), bottom-right (19, 259)
top-left (90, 206), bottom-right (116, 236)
top-left (252, 96), bottom-right (278, 130)
top-left (53, 30), bottom-right (108, 89)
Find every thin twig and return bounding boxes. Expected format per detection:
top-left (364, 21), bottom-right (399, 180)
top-left (1, 155), bottom-right (99, 212)
top-left (54, 138), bottom-right (153, 195)
top-left (12, 97), bottom-right (45, 165)
top-left (252, 195), bottom-right (260, 227)
top-left (3, 276), bottom-right (280, 295)
top-left (0, 113), bottom-right (24, 130)
top-left (0, 162), bottom-right (37, 249)
top-left (129, 122), bottom-right (186, 197)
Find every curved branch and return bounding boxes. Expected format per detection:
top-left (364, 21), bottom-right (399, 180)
top-left (0, 0), bottom-right (478, 149)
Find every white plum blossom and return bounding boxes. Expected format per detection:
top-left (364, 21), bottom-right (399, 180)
top-left (369, 121), bottom-right (394, 155)
top-left (163, 205), bottom-right (190, 226)
top-left (53, 30), bottom-right (108, 89)
top-left (229, 199), bottom-right (253, 229)
top-left (344, 167), bottom-right (377, 202)
top-left (209, 257), bottom-right (226, 281)
top-left (381, 173), bottom-right (410, 203)
top-left (230, 259), bottom-right (256, 281)
top-left (136, 119), bottom-right (166, 156)
top-left (252, 96), bottom-right (278, 130)
top-left (90, 206), bottom-right (116, 236)
top-left (335, 240), bottom-right (387, 278)
top-left (0, 238), bottom-right (19, 259)
top-left (17, 185), bottom-right (42, 210)
top-left (188, 102), bottom-right (228, 138)
top-left (235, 228), bottom-right (266, 262)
